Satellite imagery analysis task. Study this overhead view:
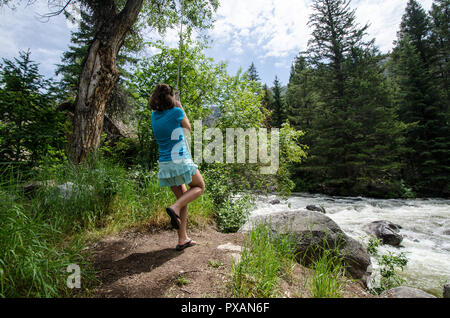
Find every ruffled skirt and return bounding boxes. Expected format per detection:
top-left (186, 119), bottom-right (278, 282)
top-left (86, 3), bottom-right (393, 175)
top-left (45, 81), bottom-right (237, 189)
top-left (157, 158), bottom-right (199, 187)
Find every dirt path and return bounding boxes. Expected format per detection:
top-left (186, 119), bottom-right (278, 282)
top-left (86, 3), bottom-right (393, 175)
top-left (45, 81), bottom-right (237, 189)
top-left (88, 225), bottom-right (373, 298)
top-left (89, 226), bottom-right (244, 298)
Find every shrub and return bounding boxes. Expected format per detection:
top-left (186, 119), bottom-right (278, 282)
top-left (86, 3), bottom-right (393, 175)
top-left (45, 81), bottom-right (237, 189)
top-left (367, 236), bottom-right (409, 294)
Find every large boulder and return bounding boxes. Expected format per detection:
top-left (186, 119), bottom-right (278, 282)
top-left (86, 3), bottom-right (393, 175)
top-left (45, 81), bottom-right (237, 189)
top-left (243, 210), bottom-right (371, 284)
top-left (380, 286), bottom-right (436, 298)
top-left (364, 220), bottom-right (403, 246)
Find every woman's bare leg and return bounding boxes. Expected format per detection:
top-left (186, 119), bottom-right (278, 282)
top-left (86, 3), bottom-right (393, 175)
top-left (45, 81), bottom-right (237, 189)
top-left (170, 170), bottom-right (205, 213)
top-left (170, 184), bottom-right (191, 246)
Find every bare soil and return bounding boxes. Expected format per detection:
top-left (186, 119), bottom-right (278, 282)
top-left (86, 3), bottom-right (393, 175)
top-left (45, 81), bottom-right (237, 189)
top-left (88, 225), bottom-right (373, 298)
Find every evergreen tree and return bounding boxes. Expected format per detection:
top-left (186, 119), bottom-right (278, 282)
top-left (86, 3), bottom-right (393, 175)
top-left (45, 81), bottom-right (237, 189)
top-left (390, 0), bottom-right (450, 196)
top-left (55, 8), bottom-right (95, 98)
top-left (246, 62), bottom-right (261, 82)
top-left (293, 0), bottom-right (406, 197)
top-left (397, 0), bottom-right (432, 64)
top-left (285, 54), bottom-right (316, 131)
top-left (307, 0), bottom-right (372, 105)
top-left (0, 51), bottom-right (65, 168)
top-left (270, 76), bottom-right (285, 128)
top-left (261, 84), bottom-right (273, 127)
top-left (429, 0), bottom-right (450, 110)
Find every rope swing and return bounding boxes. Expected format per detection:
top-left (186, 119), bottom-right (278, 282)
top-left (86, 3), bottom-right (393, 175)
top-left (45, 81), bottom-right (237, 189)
top-left (175, 0), bottom-right (184, 102)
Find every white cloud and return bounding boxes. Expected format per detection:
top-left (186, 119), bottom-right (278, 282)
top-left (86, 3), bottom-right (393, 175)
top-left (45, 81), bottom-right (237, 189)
top-left (351, 0), bottom-right (434, 53)
top-left (211, 0), bottom-right (312, 58)
top-left (210, 0), bottom-right (435, 59)
top-left (0, 3), bottom-right (71, 77)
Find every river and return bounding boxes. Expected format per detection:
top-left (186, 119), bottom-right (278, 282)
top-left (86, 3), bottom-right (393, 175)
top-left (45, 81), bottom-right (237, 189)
top-left (245, 193), bottom-right (450, 297)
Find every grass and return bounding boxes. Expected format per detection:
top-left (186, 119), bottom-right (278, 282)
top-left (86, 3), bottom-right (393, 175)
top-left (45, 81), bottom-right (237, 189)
top-left (0, 155), bottom-right (215, 297)
top-left (208, 260), bottom-right (224, 269)
top-left (230, 223), bottom-right (297, 298)
top-left (307, 237), bottom-right (346, 298)
top-left (176, 276), bottom-right (190, 287)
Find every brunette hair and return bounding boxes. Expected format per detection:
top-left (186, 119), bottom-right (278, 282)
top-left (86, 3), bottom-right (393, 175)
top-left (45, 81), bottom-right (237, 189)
top-left (149, 83), bottom-right (177, 111)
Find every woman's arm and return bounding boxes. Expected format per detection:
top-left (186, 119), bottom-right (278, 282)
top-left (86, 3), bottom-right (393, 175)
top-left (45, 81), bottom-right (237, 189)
top-left (176, 101), bottom-right (191, 131)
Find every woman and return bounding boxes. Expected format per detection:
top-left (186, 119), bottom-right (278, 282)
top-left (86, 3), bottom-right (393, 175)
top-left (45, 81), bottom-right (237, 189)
top-left (149, 83), bottom-right (205, 251)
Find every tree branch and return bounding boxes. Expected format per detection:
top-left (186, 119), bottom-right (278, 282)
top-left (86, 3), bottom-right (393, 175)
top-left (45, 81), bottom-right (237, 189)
top-left (37, 0), bottom-right (73, 21)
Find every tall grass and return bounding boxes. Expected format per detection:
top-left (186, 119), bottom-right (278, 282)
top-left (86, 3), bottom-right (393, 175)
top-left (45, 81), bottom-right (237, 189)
top-left (0, 188), bottom-right (94, 297)
top-left (307, 237), bottom-right (346, 298)
top-left (230, 223), bottom-right (297, 298)
top-left (0, 155), bottom-right (214, 297)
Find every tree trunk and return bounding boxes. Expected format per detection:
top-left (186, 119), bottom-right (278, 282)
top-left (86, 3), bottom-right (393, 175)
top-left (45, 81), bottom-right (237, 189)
top-left (70, 0), bottom-right (144, 163)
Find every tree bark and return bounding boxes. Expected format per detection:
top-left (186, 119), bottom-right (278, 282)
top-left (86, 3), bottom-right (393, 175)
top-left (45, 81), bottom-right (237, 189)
top-left (70, 0), bottom-right (144, 163)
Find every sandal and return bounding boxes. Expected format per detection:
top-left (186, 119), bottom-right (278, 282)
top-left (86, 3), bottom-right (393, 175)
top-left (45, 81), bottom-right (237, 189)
top-left (166, 207), bottom-right (180, 230)
top-left (176, 240), bottom-right (196, 251)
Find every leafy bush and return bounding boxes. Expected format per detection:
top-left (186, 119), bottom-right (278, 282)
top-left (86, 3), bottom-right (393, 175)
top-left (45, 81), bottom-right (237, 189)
top-left (215, 194), bottom-right (253, 233)
top-left (367, 236), bottom-right (409, 294)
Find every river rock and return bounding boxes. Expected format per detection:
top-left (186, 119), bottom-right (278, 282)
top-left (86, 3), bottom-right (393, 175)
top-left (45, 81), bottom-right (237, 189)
top-left (380, 286), bottom-right (436, 298)
top-left (306, 205), bottom-right (326, 213)
top-left (444, 284), bottom-right (450, 298)
top-left (443, 229), bottom-right (450, 236)
top-left (364, 220), bottom-right (403, 246)
top-left (269, 199), bottom-right (281, 205)
top-left (243, 210), bottom-right (371, 284)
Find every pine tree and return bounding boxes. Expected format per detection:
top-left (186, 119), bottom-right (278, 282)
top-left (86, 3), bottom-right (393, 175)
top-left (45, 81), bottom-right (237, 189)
top-left (307, 0), bottom-right (371, 105)
top-left (0, 51), bottom-right (65, 167)
top-left (261, 84), bottom-right (273, 127)
top-left (397, 0), bottom-right (432, 63)
top-left (285, 54), bottom-right (316, 131)
top-left (293, 0), bottom-right (406, 197)
top-left (429, 0), bottom-right (450, 109)
top-left (270, 76), bottom-right (285, 128)
top-left (55, 8), bottom-right (95, 98)
top-left (246, 62), bottom-right (261, 82)
top-left (390, 0), bottom-right (450, 196)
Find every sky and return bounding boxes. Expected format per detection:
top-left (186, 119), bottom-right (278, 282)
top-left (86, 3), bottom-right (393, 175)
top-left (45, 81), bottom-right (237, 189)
top-left (0, 0), bottom-right (434, 87)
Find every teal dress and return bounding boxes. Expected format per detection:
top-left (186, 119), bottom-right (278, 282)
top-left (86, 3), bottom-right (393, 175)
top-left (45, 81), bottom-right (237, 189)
top-left (151, 107), bottom-right (198, 187)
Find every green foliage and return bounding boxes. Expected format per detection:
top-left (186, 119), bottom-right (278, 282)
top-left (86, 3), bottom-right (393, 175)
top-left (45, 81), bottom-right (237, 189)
top-left (304, 235), bottom-right (346, 298)
top-left (366, 236), bottom-right (409, 295)
top-left (129, 38), bottom-right (307, 232)
top-left (285, 54), bottom-right (318, 132)
top-left (389, 0), bottom-right (450, 197)
top-left (246, 62), bottom-right (261, 82)
top-left (0, 51), bottom-right (67, 170)
top-left (0, 184), bottom-right (93, 297)
top-left (367, 237), bottom-right (382, 256)
top-left (288, 0), bottom-right (408, 198)
top-left (129, 38), bottom-right (226, 121)
top-left (208, 259), bottom-right (224, 268)
top-left (215, 194), bottom-right (253, 233)
top-left (268, 76), bottom-right (285, 128)
top-left (0, 153), bottom-right (216, 297)
top-left (230, 223), bottom-right (297, 298)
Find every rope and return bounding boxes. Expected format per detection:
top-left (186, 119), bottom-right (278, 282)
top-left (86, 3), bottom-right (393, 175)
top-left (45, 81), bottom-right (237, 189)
top-left (175, 0), bottom-right (184, 102)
